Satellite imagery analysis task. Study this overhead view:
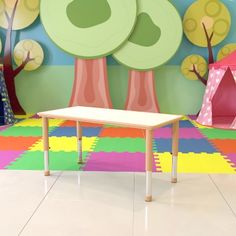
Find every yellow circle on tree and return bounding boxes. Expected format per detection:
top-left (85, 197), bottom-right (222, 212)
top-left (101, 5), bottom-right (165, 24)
top-left (181, 54), bottom-right (207, 81)
top-left (14, 39), bottom-right (44, 71)
top-left (217, 43), bottom-right (236, 61)
top-left (0, 0), bottom-right (39, 30)
top-left (183, 0), bottom-right (231, 47)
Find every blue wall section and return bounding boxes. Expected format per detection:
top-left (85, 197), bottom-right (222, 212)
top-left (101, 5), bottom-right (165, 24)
top-left (1, 0), bottom-right (236, 66)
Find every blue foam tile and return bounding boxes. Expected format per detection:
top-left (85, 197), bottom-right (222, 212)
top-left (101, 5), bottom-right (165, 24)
top-left (154, 138), bottom-right (217, 153)
top-left (164, 120), bottom-right (195, 128)
top-left (50, 127), bottom-right (102, 137)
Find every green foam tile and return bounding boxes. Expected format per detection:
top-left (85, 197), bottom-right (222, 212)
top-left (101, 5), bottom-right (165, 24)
top-left (93, 138), bottom-right (145, 152)
top-left (6, 151), bottom-right (88, 170)
top-left (0, 126), bottom-right (56, 137)
top-left (200, 129), bottom-right (236, 139)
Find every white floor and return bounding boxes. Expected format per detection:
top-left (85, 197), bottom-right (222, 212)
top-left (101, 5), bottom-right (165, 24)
top-left (0, 171), bottom-right (236, 236)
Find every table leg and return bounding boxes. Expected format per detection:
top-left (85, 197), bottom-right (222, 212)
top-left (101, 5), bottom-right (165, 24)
top-left (171, 121), bottom-right (179, 183)
top-left (42, 117), bottom-right (50, 176)
top-left (145, 129), bottom-right (153, 202)
top-left (76, 121), bottom-right (83, 164)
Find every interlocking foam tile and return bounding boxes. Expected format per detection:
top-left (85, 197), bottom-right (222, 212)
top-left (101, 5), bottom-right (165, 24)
top-left (199, 129), bottom-right (236, 139)
top-left (83, 152), bottom-right (157, 172)
top-left (0, 137), bottom-right (40, 151)
top-left (164, 120), bottom-right (195, 128)
top-left (15, 119), bottom-right (64, 127)
top-left (153, 128), bottom-right (204, 139)
top-left (0, 126), bottom-right (56, 137)
top-left (226, 154), bottom-right (236, 167)
top-left (61, 120), bottom-right (103, 127)
top-left (93, 138), bottom-right (145, 152)
top-left (6, 151), bottom-right (88, 170)
top-left (0, 151), bottom-right (25, 169)
top-left (190, 120), bottom-right (213, 129)
top-left (30, 137), bottom-right (97, 152)
top-left (210, 140), bottom-right (236, 154)
top-left (0, 126), bottom-right (9, 132)
top-left (100, 127), bottom-right (144, 138)
top-left (50, 127), bottom-right (102, 137)
top-left (155, 152), bottom-right (235, 173)
top-left (154, 139), bottom-right (217, 153)
top-left (15, 114), bottom-right (34, 119)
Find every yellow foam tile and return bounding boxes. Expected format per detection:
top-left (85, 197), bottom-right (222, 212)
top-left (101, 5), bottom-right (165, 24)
top-left (181, 116), bottom-right (189, 121)
top-left (190, 120), bottom-right (213, 129)
top-left (155, 152), bottom-right (235, 174)
top-left (30, 137), bottom-right (98, 152)
top-left (15, 114), bottom-right (34, 119)
top-left (15, 119), bottom-right (64, 127)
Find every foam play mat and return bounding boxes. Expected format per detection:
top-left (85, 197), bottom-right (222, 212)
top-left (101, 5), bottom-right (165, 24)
top-left (0, 115), bottom-right (235, 173)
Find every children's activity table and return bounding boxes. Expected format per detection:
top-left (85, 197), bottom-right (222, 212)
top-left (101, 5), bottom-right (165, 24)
top-left (38, 106), bottom-right (183, 202)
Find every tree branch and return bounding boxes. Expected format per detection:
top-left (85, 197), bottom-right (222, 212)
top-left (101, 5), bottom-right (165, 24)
top-left (4, 11), bottom-right (10, 23)
top-left (189, 64), bottom-right (207, 86)
top-left (13, 51), bottom-right (34, 77)
top-left (3, 0), bottom-right (20, 73)
top-left (202, 22), bottom-right (214, 64)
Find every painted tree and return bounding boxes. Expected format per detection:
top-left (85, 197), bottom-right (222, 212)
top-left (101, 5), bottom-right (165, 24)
top-left (41, 0), bottom-right (137, 108)
top-left (113, 0), bottom-right (182, 112)
top-left (217, 43), bottom-right (236, 61)
top-left (182, 0), bottom-right (231, 84)
top-left (0, 0), bottom-right (43, 114)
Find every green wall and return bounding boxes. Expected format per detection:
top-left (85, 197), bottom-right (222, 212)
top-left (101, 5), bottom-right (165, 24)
top-left (15, 65), bottom-right (205, 115)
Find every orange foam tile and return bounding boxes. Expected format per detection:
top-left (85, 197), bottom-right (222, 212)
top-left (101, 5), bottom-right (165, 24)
top-left (100, 127), bottom-right (144, 138)
top-left (0, 137), bottom-right (40, 151)
top-left (61, 120), bottom-right (103, 127)
top-left (210, 140), bottom-right (236, 154)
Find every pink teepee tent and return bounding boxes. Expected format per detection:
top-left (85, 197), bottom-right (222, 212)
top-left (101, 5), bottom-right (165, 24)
top-left (197, 50), bottom-right (236, 130)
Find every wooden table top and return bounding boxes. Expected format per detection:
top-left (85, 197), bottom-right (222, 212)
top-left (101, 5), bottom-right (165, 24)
top-left (38, 106), bottom-right (183, 129)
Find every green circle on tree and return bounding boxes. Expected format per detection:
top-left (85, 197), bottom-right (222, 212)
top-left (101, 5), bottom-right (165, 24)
top-left (40, 0), bottom-right (137, 58)
top-left (112, 0), bottom-right (182, 70)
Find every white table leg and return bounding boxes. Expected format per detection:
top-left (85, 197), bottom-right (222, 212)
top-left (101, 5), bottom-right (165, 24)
top-left (145, 129), bottom-right (153, 202)
top-left (171, 121), bottom-right (179, 183)
top-left (76, 121), bottom-right (83, 164)
top-left (42, 117), bottom-right (50, 176)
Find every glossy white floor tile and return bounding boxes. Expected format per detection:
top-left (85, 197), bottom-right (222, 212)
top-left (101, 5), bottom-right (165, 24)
top-left (210, 174), bottom-right (236, 216)
top-left (0, 170), bottom-right (60, 236)
top-left (0, 171), bottom-right (236, 236)
top-left (20, 172), bottom-right (134, 236)
top-left (133, 173), bottom-right (236, 236)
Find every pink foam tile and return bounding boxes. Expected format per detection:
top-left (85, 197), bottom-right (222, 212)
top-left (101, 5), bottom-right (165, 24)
top-left (83, 152), bottom-right (157, 172)
top-left (226, 154), bottom-right (236, 167)
top-left (0, 151), bottom-right (25, 169)
top-left (154, 128), bottom-right (204, 139)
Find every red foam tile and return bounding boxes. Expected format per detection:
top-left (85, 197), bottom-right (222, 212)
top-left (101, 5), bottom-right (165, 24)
top-left (0, 137), bottom-right (40, 151)
top-left (100, 127), bottom-right (144, 138)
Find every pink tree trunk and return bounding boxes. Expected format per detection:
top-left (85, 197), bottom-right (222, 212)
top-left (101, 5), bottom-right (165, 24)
top-left (125, 70), bottom-right (159, 112)
top-left (69, 58), bottom-right (112, 108)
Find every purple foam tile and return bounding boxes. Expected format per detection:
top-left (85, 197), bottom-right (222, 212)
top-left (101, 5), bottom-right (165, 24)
top-left (188, 115), bottom-right (197, 120)
top-left (227, 154), bottom-right (236, 166)
top-left (154, 128), bottom-right (204, 139)
top-left (0, 126), bottom-right (8, 132)
top-left (0, 151), bottom-right (24, 169)
top-left (30, 114), bottom-right (40, 119)
top-left (83, 152), bottom-right (157, 172)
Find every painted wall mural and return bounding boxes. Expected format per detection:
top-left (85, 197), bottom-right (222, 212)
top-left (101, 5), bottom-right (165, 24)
top-left (113, 0), bottom-right (183, 112)
top-left (181, 0), bottom-right (231, 86)
top-left (0, 70), bottom-right (15, 125)
top-left (0, 0), bottom-right (43, 114)
top-left (41, 0), bottom-right (137, 108)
